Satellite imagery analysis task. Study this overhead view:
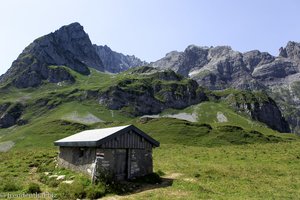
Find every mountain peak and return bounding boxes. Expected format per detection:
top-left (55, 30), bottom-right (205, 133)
top-left (54, 22), bottom-right (86, 40)
top-left (61, 22), bottom-right (82, 28)
top-left (185, 44), bottom-right (210, 51)
top-left (279, 41), bottom-right (300, 60)
top-left (0, 22), bottom-right (104, 88)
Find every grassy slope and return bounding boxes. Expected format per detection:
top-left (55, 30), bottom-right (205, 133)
top-left (136, 141), bottom-right (300, 200)
top-left (0, 67), bottom-right (299, 199)
top-left (153, 100), bottom-right (289, 137)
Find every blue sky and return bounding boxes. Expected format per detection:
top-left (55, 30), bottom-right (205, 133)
top-left (1, 0), bottom-right (300, 75)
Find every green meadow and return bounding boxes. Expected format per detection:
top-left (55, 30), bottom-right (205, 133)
top-left (0, 67), bottom-right (299, 199)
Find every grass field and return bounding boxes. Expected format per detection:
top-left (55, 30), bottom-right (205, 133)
top-left (0, 116), bottom-right (299, 199)
top-left (1, 136), bottom-right (299, 199)
top-left (116, 141), bottom-right (300, 199)
top-left (0, 68), bottom-right (299, 199)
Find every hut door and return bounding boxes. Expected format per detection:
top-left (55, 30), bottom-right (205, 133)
top-left (114, 149), bottom-right (127, 180)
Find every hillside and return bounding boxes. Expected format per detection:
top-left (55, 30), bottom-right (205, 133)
top-left (0, 22), bottom-right (299, 199)
top-left (150, 43), bottom-right (300, 134)
top-left (0, 67), bottom-right (299, 199)
top-left (0, 66), bottom-right (290, 134)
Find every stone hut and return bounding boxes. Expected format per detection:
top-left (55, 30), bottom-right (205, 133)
top-left (54, 125), bottom-right (159, 180)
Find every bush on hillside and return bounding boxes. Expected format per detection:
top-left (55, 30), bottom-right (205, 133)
top-left (27, 182), bottom-right (41, 193)
top-left (1, 180), bottom-right (20, 192)
top-left (56, 181), bottom-right (86, 200)
top-left (85, 183), bottom-right (106, 199)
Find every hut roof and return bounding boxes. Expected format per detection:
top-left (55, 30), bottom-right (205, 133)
top-left (54, 125), bottom-right (159, 147)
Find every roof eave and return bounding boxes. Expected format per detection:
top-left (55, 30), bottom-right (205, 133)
top-left (54, 141), bottom-right (98, 147)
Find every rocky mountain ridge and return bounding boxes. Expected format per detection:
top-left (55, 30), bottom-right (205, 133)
top-left (151, 42), bottom-right (300, 90)
top-left (94, 45), bottom-right (147, 73)
top-left (0, 22), bottom-right (146, 88)
top-left (0, 22), bottom-right (103, 88)
top-left (0, 22), bottom-right (297, 133)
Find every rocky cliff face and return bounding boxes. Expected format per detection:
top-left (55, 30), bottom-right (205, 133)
top-left (151, 43), bottom-right (300, 90)
top-left (225, 92), bottom-right (290, 133)
top-left (0, 102), bottom-right (24, 128)
top-left (94, 45), bottom-right (147, 73)
top-left (91, 68), bottom-right (207, 116)
top-left (0, 22), bottom-right (104, 88)
top-left (279, 41), bottom-right (300, 61)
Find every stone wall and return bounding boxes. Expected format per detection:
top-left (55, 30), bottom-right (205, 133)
top-left (58, 146), bottom-right (153, 180)
top-left (58, 146), bottom-right (96, 176)
top-left (129, 148), bottom-right (153, 178)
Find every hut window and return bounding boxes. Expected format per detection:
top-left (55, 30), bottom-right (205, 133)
top-left (79, 148), bottom-right (84, 158)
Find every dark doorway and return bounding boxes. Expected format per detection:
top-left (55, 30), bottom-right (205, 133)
top-left (114, 149), bottom-right (128, 180)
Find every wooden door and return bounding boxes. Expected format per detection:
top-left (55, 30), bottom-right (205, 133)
top-left (114, 149), bottom-right (127, 180)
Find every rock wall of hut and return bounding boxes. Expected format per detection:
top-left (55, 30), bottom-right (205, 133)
top-left (57, 129), bottom-right (155, 180)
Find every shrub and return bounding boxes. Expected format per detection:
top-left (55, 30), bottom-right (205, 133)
top-left (85, 183), bottom-right (106, 199)
top-left (2, 180), bottom-right (20, 192)
top-left (39, 173), bottom-right (60, 187)
top-left (156, 169), bottom-right (165, 176)
top-left (27, 183), bottom-right (41, 193)
top-left (47, 178), bottom-right (60, 187)
top-left (56, 181), bottom-right (86, 200)
top-left (77, 176), bottom-right (91, 187)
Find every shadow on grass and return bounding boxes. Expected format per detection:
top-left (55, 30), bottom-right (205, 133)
top-left (128, 177), bottom-right (173, 194)
top-left (113, 177), bottom-right (174, 197)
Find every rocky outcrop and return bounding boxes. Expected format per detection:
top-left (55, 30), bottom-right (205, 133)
top-left (252, 58), bottom-right (298, 80)
top-left (226, 92), bottom-right (290, 133)
top-left (0, 102), bottom-right (24, 128)
top-left (11, 65), bottom-right (75, 88)
top-left (243, 50), bottom-right (274, 71)
top-left (151, 45), bottom-right (256, 90)
top-left (94, 45), bottom-right (147, 73)
top-left (94, 69), bottom-right (207, 116)
top-left (279, 41), bottom-right (300, 61)
top-left (0, 22), bottom-right (103, 88)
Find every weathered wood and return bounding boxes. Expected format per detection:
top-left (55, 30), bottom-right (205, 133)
top-left (100, 130), bottom-right (153, 149)
top-left (56, 125), bottom-right (157, 181)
